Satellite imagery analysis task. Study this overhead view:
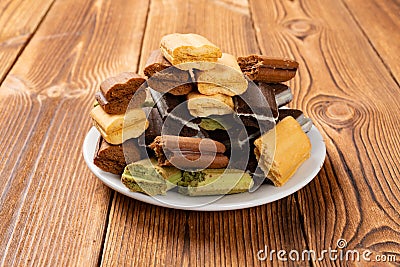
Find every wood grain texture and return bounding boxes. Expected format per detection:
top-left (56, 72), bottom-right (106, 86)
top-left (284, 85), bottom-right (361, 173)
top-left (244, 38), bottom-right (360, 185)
top-left (137, 0), bottom-right (260, 73)
top-left (1, 0), bottom-right (399, 266)
top-left (0, 0), bottom-right (149, 266)
top-left (102, 196), bottom-right (309, 267)
top-left (341, 0), bottom-right (400, 84)
top-left (0, 0), bottom-right (55, 82)
top-left (101, 0), bottom-right (308, 266)
top-left (250, 0), bottom-right (400, 265)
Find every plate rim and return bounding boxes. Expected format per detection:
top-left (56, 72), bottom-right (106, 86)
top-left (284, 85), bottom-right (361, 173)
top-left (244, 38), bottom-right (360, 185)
top-left (83, 126), bottom-right (326, 211)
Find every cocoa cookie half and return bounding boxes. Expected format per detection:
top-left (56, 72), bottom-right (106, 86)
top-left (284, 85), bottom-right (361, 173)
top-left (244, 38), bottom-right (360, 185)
top-left (94, 137), bottom-right (143, 174)
top-left (149, 135), bottom-right (229, 169)
top-left (144, 50), bottom-right (194, 95)
top-left (95, 72), bottom-right (146, 114)
top-left (237, 55), bottom-right (298, 83)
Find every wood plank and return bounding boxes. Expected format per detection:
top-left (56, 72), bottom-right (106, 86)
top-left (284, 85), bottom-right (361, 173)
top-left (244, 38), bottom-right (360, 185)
top-left (249, 0), bottom-right (400, 265)
top-left (101, 0), bottom-right (309, 266)
top-left (0, 0), bottom-right (149, 266)
top-left (137, 0), bottom-right (259, 72)
top-left (102, 195), bottom-right (309, 267)
top-left (341, 0), bottom-right (400, 84)
top-left (0, 0), bottom-right (55, 82)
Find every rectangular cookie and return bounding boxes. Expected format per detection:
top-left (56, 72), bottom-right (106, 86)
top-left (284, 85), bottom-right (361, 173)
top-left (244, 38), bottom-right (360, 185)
top-left (95, 72), bottom-right (146, 114)
top-left (254, 116), bottom-right (311, 186)
top-left (121, 158), bottom-right (182, 196)
top-left (160, 33), bottom-right (222, 70)
top-left (195, 53), bottom-right (248, 96)
top-left (233, 82), bottom-right (276, 131)
top-left (187, 91), bottom-right (234, 117)
top-left (93, 137), bottom-right (143, 175)
top-left (237, 55), bottom-right (298, 83)
top-left (149, 135), bottom-right (229, 169)
top-left (178, 169), bottom-right (253, 196)
top-left (144, 49), bottom-right (194, 95)
top-left (90, 105), bottom-right (149, 145)
top-left (150, 89), bottom-right (204, 137)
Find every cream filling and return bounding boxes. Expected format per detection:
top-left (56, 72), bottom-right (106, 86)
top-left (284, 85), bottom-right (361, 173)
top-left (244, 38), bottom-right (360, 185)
top-left (236, 113), bottom-right (275, 121)
top-left (93, 118), bottom-right (149, 145)
top-left (166, 114), bottom-right (200, 131)
top-left (189, 106), bottom-right (233, 117)
top-left (179, 170), bottom-right (253, 195)
top-left (275, 91), bottom-right (293, 107)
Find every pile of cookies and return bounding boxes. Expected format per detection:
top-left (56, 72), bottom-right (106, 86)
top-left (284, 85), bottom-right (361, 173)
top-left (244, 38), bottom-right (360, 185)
top-left (90, 33), bottom-right (312, 196)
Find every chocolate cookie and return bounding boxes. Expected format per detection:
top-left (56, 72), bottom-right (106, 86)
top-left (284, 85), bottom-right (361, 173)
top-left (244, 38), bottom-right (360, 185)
top-left (237, 55), bottom-right (298, 83)
top-left (93, 137), bottom-right (143, 174)
top-left (149, 135), bottom-right (229, 169)
top-left (95, 72), bottom-right (146, 114)
top-left (144, 50), bottom-right (194, 95)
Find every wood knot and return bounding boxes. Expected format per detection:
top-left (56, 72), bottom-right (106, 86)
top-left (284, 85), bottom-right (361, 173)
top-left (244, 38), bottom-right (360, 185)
top-left (311, 97), bottom-right (362, 130)
top-left (283, 19), bottom-right (317, 40)
top-left (1, 74), bottom-right (31, 96)
top-left (42, 84), bottom-right (87, 99)
top-left (46, 85), bottom-right (65, 98)
top-left (326, 102), bottom-right (355, 122)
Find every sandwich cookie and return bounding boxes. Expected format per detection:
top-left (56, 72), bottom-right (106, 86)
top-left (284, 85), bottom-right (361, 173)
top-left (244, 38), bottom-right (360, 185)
top-left (195, 53), bottom-right (248, 96)
top-left (233, 82), bottom-right (293, 128)
top-left (90, 105), bottom-right (149, 145)
top-left (93, 137), bottom-right (143, 175)
top-left (150, 89), bottom-right (205, 137)
top-left (160, 33), bottom-right (222, 70)
top-left (178, 169), bottom-right (253, 196)
top-left (149, 135), bottom-right (229, 170)
top-left (122, 158), bottom-right (182, 196)
top-left (95, 72), bottom-right (146, 114)
top-left (144, 49), bottom-right (194, 95)
top-left (233, 82), bottom-right (276, 131)
top-left (237, 55), bottom-right (298, 83)
top-left (254, 116), bottom-right (311, 186)
top-left (187, 91), bottom-right (234, 117)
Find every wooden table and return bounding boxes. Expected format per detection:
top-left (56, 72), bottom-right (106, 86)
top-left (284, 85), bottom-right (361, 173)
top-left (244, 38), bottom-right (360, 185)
top-left (1, 0), bottom-right (399, 266)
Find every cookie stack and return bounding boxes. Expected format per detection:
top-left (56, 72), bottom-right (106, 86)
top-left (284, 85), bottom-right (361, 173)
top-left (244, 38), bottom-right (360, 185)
top-left (90, 33), bottom-right (312, 196)
top-left (90, 73), bottom-right (148, 174)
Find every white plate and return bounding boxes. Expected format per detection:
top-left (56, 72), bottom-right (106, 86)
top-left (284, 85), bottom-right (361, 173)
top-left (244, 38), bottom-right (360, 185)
top-left (83, 126), bottom-right (325, 211)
